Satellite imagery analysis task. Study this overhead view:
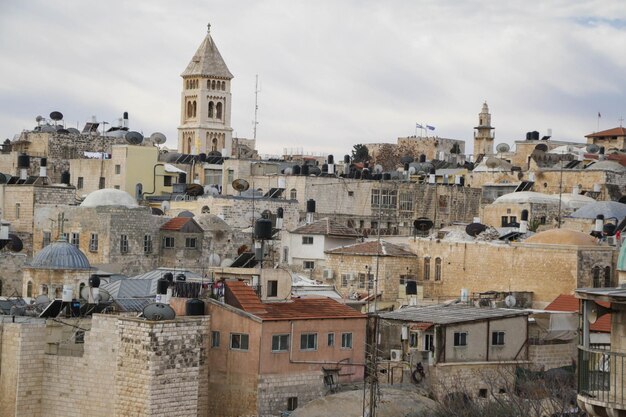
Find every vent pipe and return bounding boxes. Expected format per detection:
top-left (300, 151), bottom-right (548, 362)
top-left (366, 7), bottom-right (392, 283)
top-left (520, 210), bottom-right (529, 233)
top-left (306, 199), bottom-right (316, 224)
top-left (276, 207), bottom-right (284, 230)
top-left (39, 157), bottom-right (47, 178)
top-left (123, 112), bottom-right (129, 129)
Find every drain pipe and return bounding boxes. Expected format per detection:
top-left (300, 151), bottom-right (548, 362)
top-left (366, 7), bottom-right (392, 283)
top-left (142, 163), bottom-right (164, 197)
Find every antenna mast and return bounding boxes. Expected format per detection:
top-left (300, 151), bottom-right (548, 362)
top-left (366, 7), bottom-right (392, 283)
top-left (253, 74), bottom-right (260, 140)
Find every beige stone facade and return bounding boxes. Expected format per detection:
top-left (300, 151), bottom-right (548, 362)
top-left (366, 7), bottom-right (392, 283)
top-left (365, 136), bottom-right (466, 168)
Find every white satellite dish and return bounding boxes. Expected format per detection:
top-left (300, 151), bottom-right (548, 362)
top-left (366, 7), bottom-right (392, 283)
top-left (220, 258), bottom-right (234, 267)
top-left (150, 132), bottom-right (167, 145)
top-left (160, 201), bottom-right (170, 212)
top-left (504, 295), bottom-right (516, 308)
top-left (208, 253), bottom-right (221, 267)
top-left (496, 143), bottom-right (510, 153)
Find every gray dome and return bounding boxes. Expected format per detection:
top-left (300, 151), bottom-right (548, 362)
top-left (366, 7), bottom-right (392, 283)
top-left (80, 188), bottom-right (138, 208)
top-left (30, 238), bottom-right (91, 270)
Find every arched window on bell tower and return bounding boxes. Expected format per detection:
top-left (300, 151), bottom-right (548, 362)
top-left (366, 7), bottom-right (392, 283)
top-left (212, 138), bottom-right (218, 152)
top-left (187, 137), bottom-right (192, 154)
top-left (208, 101), bottom-right (214, 118)
top-left (212, 80), bottom-right (216, 90)
top-left (192, 101), bottom-right (197, 118)
top-left (187, 101), bottom-right (193, 118)
top-left (216, 102), bottom-right (223, 119)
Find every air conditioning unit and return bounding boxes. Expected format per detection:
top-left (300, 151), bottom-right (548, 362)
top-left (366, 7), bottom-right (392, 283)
top-left (390, 349), bottom-right (402, 362)
top-left (323, 268), bottom-right (334, 279)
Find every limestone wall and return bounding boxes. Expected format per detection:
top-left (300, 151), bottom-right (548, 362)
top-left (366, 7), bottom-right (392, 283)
top-left (528, 342), bottom-right (577, 371)
top-left (0, 252), bottom-right (28, 296)
top-left (257, 372), bottom-right (324, 417)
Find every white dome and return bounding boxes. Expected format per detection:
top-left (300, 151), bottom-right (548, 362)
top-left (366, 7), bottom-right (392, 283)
top-left (80, 188), bottom-right (138, 208)
top-left (493, 191), bottom-right (558, 205)
top-left (556, 193), bottom-right (595, 210)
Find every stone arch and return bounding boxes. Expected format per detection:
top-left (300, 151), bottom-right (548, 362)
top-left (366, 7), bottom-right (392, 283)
top-left (216, 102), bottom-right (223, 119)
top-left (208, 101), bottom-right (214, 118)
top-left (187, 101), bottom-right (193, 118)
top-left (192, 101), bottom-right (197, 118)
top-left (27, 280), bottom-right (33, 297)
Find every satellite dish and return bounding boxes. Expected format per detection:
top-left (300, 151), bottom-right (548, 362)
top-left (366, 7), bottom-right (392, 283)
top-left (35, 294), bottom-right (50, 305)
top-left (41, 125), bottom-right (56, 133)
top-left (150, 132), bottom-right (167, 145)
top-left (465, 222), bottom-right (487, 237)
top-left (588, 302), bottom-right (612, 324)
top-left (7, 234), bottom-right (23, 252)
top-left (232, 178), bottom-right (250, 192)
top-left (208, 253), bottom-right (221, 267)
top-left (373, 164), bottom-right (384, 174)
top-left (485, 157), bottom-right (500, 169)
top-left (143, 303), bottom-right (176, 321)
top-left (207, 186), bottom-right (219, 196)
top-left (49, 111), bottom-right (63, 121)
top-left (160, 201), bottom-right (170, 212)
top-left (79, 287), bottom-right (111, 302)
top-left (220, 258), bottom-right (234, 267)
top-left (408, 166), bottom-right (416, 175)
top-left (534, 143), bottom-right (548, 152)
top-left (413, 217), bottom-right (434, 232)
top-left (400, 156), bottom-right (414, 164)
top-left (57, 128), bottom-right (70, 134)
top-left (496, 143), bottom-right (510, 153)
top-left (35, 115), bottom-right (44, 123)
top-left (504, 295), bottom-right (517, 308)
top-left (586, 144), bottom-right (600, 154)
top-left (67, 127), bottom-right (80, 135)
top-left (125, 131), bottom-right (144, 145)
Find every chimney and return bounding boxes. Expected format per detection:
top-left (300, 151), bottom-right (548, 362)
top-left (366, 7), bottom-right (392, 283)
top-left (306, 199), bottom-right (315, 224)
top-left (39, 157), bottom-right (47, 178)
top-left (276, 207), bottom-right (284, 230)
top-left (123, 112), bottom-right (129, 129)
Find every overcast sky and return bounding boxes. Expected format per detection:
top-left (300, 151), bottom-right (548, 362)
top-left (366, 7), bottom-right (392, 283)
top-left (1, 1), bottom-right (626, 157)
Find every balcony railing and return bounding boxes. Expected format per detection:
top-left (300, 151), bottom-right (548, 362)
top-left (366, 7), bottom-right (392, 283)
top-left (578, 345), bottom-right (626, 408)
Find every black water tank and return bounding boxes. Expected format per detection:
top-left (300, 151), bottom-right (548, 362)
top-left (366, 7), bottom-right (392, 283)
top-left (458, 176), bottom-right (465, 186)
top-left (406, 281), bottom-right (417, 295)
top-left (419, 154), bottom-right (426, 163)
top-left (531, 131), bottom-right (540, 141)
top-left (382, 173), bottom-right (391, 180)
top-left (17, 154), bottom-right (30, 169)
top-left (404, 163), bottom-right (410, 171)
top-left (277, 207), bottom-right (284, 219)
top-left (328, 155), bottom-right (334, 164)
top-left (354, 170), bottom-right (362, 179)
top-left (88, 275), bottom-right (101, 288)
top-left (362, 169), bottom-right (370, 180)
top-left (198, 153), bottom-right (207, 162)
top-left (157, 278), bottom-right (169, 295)
top-left (40, 157), bottom-right (47, 167)
top-left (344, 155), bottom-right (350, 164)
top-left (322, 163), bottom-right (328, 173)
top-left (164, 272), bottom-right (174, 283)
top-left (599, 146), bottom-right (605, 155)
top-left (70, 299), bottom-right (81, 317)
top-left (292, 165), bottom-right (301, 175)
top-left (255, 218), bottom-right (273, 240)
top-left (186, 299), bottom-right (204, 316)
top-left (526, 132), bottom-right (532, 141)
top-left (306, 199), bottom-right (316, 213)
top-left (301, 164), bottom-right (309, 175)
top-left (178, 172), bottom-right (187, 184)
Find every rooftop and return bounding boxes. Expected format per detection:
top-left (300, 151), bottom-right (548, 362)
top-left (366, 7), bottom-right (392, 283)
top-left (325, 240), bottom-right (415, 257)
top-left (523, 228), bottom-right (599, 246)
top-left (545, 294), bottom-right (610, 333)
top-left (585, 127), bottom-right (626, 138)
top-left (380, 303), bottom-right (529, 325)
top-left (291, 217), bottom-right (361, 238)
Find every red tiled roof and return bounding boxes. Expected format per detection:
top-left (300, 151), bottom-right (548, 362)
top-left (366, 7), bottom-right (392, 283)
top-left (291, 218), bottom-right (362, 238)
top-left (585, 127), bottom-right (626, 138)
top-left (325, 240), bottom-right (415, 257)
top-left (224, 280), bottom-right (267, 314)
top-left (545, 294), bottom-right (610, 333)
top-left (160, 217), bottom-right (193, 231)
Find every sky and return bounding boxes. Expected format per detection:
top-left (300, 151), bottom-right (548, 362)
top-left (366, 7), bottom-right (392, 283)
top-left (1, 1), bottom-right (626, 158)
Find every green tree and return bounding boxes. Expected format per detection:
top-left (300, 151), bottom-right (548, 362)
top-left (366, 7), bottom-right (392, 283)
top-left (351, 144), bottom-right (370, 163)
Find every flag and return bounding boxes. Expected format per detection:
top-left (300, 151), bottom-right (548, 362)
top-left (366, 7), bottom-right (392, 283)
top-left (426, 125), bottom-right (435, 131)
top-left (598, 112), bottom-right (601, 118)
top-left (416, 123), bottom-right (423, 129)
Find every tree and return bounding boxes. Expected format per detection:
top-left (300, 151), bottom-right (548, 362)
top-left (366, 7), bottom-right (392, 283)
top-left (351, 144), bottom-right (370, 163)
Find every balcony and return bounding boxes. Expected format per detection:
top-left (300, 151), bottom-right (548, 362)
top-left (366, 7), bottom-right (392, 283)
top-left (578, 345), bottom-right (626, 417)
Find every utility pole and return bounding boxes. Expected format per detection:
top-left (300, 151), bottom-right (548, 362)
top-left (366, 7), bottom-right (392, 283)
top-left (362, 314), bottom-right (380, 417)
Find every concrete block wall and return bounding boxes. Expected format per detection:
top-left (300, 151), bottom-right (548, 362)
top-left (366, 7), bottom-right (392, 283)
top-left (257, 371), bottom-right (325, 417)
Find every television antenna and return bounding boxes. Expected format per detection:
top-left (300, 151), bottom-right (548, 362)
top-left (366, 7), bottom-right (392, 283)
top-left (253, 74), bottom-right (261, 140)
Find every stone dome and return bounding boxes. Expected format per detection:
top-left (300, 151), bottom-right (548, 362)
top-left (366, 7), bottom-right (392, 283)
top-left (493, 191), bottom-right (558, 205)
top-left (30, 238), bottom-right (91, 270)
top-left (523, 228), bottom-right (598, 246)
top-left (195, 213), bottom-right (231, 231)
top-left (586, 160), bottom-right (626, 173)
top-left (80, 188), bottom-right (138, 208)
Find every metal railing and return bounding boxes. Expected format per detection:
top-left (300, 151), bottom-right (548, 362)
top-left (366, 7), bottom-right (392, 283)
top-left (578, 345), bottom-right (626, 407)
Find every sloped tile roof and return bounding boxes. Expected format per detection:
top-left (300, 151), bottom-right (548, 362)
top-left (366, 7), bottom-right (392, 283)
top-left (325, 240), bottom-right (415, 257)
top-left (545, 294), bottom-right (610, 333)
top-left (585, 127), bottom-right (626, 138)
top-left (291, 218), bottom-right (361, 238)
top-left (224, 280), bottom-right (267, 314)
top-left (181, 32), bottom-right (233, 79)
top-left (160, 217), bottom-right (203, 232)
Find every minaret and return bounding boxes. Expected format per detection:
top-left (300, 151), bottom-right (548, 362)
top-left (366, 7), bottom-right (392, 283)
top-left (473, 102), bottom-right (495, 156)
top-left (178, 24), bottom-right (234, 156)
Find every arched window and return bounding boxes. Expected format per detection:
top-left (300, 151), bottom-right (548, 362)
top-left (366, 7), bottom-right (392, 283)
top-left (221, 81), bottom-right (226, 90)
top-left (592, 266), bottom-right (601, 288)
top-left (290, 188), bottom-right (297, 200)
top-left (423, 257), bottom-right (430, 281)
top-left (187, 137), bottom-right (192, 154)
top-left (208, 101), bottom-right (214, 118)
top-left (192, 101), bottom-right (197, 118)
top-left (211, 80), bottom-right (216, 90)
top-left (434, 257), bottom-right (442, 281)
top-left (186, 101), bottom-right (193, 118)
top-left (186, 80), bottom-right (189, 89)
top-left (604, 266), bottom-right (612, 287)
top-left (0, 279), bottom-right (3, 296)
top-left (27, 281), bottom-right (33, 297)
top-left (79, 283), bottom-right (85, 299)
top-left (212, 138), bottom-right (218, 152)
top-left (216, 102), bottom-right (223, 119)
top-left (55, 287), bottom-right (61, 299)
top-left (207, 80), bottom-right (211, 89)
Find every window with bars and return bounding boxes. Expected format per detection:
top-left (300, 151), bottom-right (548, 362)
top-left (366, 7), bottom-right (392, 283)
top-left (144, 234), bottom-right (152, 254)
top-left (71, 233), bottom-right (80, 248)
top-left (120, 235), bottom-right (128, 254)
top-left (89, 233), bottom-right (98, 252)
top-left (399, 192), bottom-right (413, 211)
top-left (43, 231), bottom-right (51, 248)
top-left (341, 273), bottom-right (351, 287)
top-left (185, 237), bottom-right (197, 249)
top-left (302, 236), bottom-right (313, 245)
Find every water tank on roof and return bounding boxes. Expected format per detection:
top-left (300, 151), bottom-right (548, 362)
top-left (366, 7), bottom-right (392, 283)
top-left (89, 275), bottom-right (101, 288)
top-left (382, 173), bottom-right (391, 180)
top-left (157, 278), bottom-right (169, 295)
top-left (17, 154), bottom-right (30, 169)
top-left (526, 132), bottom-right (532, 141)
top-left (344, 155), bottom-right (350, 164)
top-left (328, 155), bottom-right (334, 164)
top-left (419, 154), bottom-right (426, 163)
top-left (164, 272), bottom-right (174, 283)
top-left (255, 218), bottom-right (273, 240)
top-left (322, 163), bottom-right (328, 173)
top-left (186, 299), bottom-right (204, 316)
top-left (531, 131), bottom-right (540, 141)
top-left (292, 165), bottom-right (301, 175)
top-left (301, 164), bottom-right (309, 176)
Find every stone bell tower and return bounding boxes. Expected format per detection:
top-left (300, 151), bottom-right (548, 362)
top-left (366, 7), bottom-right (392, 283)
top-left (178, 24), bottom-right (234, 157)
top-left (473, 102), bottom-right (494, 157)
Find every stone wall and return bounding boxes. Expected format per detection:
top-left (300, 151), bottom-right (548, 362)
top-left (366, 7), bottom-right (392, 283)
top-left (528, 342), bottom-right (577, 371)
top-left (257, 372), bottom-right (325, 417)
top-left (0, 252), bottom-right (28, 296)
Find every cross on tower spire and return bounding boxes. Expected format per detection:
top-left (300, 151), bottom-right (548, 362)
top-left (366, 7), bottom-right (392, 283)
top-left (619, 117), bottom-right (624, 127)
top-left (207, 23), bottom-right (211, 34)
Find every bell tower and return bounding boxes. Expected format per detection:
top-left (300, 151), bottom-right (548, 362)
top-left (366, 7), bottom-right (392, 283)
top-left (473, 102), bottom-right (494, 157)
top-left (178, 24), bottom-right (234, 157)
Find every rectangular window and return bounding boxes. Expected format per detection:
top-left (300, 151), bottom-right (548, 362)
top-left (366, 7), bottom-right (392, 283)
top-left (423, 258), bottom-right (430, 281)
top-left (287, 397), bottom-right (298, 412)
top-left (409, 332), bottom-right (418, 348)
top-left (424, 333), bottom-right (434, 351)
top-left (303, 260), bottom-right (315, 270)
top-left (77, 177), bottom-right (84, 190)
top-left (114, 185), bottom-right (120, 190)
top-left (120, 234), bottom-right (128, 253)
top-left (115, 164), bottom-right (121, 174)
top-left (71, 232), bottom-right (80, 248)
top-left (327, 333), bottom-right (335, 347)
top-left (144, 234), bottom-right (152, 254)
top-left (302, 236), bottom-right (314, 245)
top-left (43, 231), bottom-right (51, 248)
top-left (399, 192), bottom-right (414, 212)
top-left (300, 333), bottom-right (317, 350)
top-left (75, 331), bottom-right (85, 344)
top-left (380, 189), bottom-right (397, 208)
top-left (89, 233), bottom-right (98, 252)
top-left (271, 334), bottom-right (289, 352)
top-left (164, 176), bottom-right (172, 187)
top-left (371, 189), bottom-right (380, 207)
top-left (509, 216), bottom-right (517, 224)
top-left (211, 331), bottom-right (220, 348)
top-left (99, 177), bottom-right (105, 189)
top-left (358, 273), bottom-right (374, 289)
top-left (267, 280), bottom-right (278, 297)
top-left (454, 331), bottom-right (468, 347)
top-left (230, 333), bottom-right (249, 351)
top-left (438, 194), bottom-right (448, 212)
top-left (185, 237), bottom-right (197, 248)
top-left (491, 331), bottom-right (505, 346)
top-left (227, 169), bottom-right (234, 184)
top-left (341, 273), bottom-right (350, 287)
top-left (341, 332), bottom-right (353, 349)
top-left (501, 216), bottom-right (508, 227)
top-left (163, 236), bottom-right (175, 248)
top-left (15, 203), bottom-right (20, 219)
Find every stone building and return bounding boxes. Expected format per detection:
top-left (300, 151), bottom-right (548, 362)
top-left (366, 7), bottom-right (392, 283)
top-left (585, 126), bottom-right (626, 151)
top-left (365, 135), bottom-right (466, 168)
top-left (324, 240), bottom-right (418, 309)
top-left (158, 216), bottom-right (205, 270)
top-left (409, 228), bottom-right (617, 308)
top-left (207, 280), bottom-right (366, 417)
top-left (178, 25), bottom-right (234, 156)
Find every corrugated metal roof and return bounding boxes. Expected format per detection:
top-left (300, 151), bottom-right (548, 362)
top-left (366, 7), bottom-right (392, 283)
top-left (101, 268), bottom-right (203, 298)
top-left (291, 218), bottom-right (362, 238)
top-left (114, 297), bottom-right (153, 312)
top-left (380, 304), bottom-right (529, 325)
top-left (325, 240), bottom-right (415, 257)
